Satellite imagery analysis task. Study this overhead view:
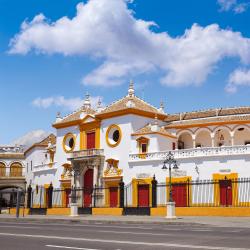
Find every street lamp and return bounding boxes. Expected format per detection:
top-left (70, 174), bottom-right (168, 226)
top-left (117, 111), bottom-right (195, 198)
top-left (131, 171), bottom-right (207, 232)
top-left (162, 151), bottom-right (179, 203)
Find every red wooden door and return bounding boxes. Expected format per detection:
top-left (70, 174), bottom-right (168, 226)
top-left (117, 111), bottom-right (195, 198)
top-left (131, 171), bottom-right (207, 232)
top-left (138, 184), bottom-right (149, 207)
top-left (83, 169), bottom-right (93, 207)
top-left (65, 189), bottom-right (71, 207)
top-left (172, 183), bottom-right (187, 207)
top-left (219, 180), bottom-right (232, 206)
top-left (87, 132), bottom-right (95, 149)
top-left (109, 187), bottom-right (118, 207)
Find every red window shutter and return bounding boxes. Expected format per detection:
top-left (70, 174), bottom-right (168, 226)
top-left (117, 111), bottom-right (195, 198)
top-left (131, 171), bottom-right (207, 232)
top-left (172, 142), bottom-right (176, 150)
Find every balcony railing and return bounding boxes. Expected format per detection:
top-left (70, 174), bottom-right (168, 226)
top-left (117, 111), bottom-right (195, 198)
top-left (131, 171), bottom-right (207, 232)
top-left (33, 162), bottom-right (57, 172)
top-left (68, 149), bottom-right (104, 160)
top-left (129, 145), bottom-right (250, 162)
top-left (0, 167), bottom-right (24, 178)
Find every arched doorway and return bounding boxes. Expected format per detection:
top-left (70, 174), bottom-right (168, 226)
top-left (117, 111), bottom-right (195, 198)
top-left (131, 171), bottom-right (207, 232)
top-left (214, 127), bottom-right (231, 147)
top-left (10, 162), bottom-right (22, 177)
top-left (178, 131), bottom-right (193, 149)
top-left (0, 162), bottom-right (6, 177)
top-left (0, 186), bottom-right (24, 208)
top-left (234, 126), bottom-right (250, 145)
top-left (195, 129), bottom-right (212, 148)
top-left (83, 169), bottom-right (93, 207)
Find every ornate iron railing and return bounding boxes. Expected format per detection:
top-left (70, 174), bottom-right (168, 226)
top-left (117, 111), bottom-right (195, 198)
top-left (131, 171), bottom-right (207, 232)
top-left (68, 149), bottom-right (104, 159)
top-left (129, 145), bottom-right (250, 162)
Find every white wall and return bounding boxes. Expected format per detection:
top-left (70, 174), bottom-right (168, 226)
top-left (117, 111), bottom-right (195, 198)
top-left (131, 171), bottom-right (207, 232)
top-left (101, 114), bottom-right (154, 184)
top-left (128, 154), bottom-right (250, 183)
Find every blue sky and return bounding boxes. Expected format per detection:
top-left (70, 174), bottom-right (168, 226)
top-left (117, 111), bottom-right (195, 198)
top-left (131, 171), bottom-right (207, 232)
top-left (1, 0), bottom-right (250, 145)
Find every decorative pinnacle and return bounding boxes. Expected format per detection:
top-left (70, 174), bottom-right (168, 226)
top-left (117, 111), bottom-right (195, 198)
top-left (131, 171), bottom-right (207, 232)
top-left (56, 112), bottom-right (61, 118)
top-left (97, 97), bottom-right (102, 108)
top-left (84, 92), bottom-right (91, 109)
top-left (128, 80), bottom-right (135, 97)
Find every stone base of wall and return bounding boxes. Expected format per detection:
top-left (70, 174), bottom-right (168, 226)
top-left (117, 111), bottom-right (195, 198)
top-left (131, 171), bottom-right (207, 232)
top-left (151, 207), bottom-right (250, 217)
top-left (9, 208), bottom-right (30, 215)
top-left (92, 208), bottom-right (123, 216)
top-left (47, 208), bottom-right (70, 216)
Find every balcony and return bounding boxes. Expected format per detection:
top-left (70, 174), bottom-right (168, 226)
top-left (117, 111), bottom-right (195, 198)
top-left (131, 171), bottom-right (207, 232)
top-left (0, 167), bottom-right (25, 179)
top-left (129, 145), bottom-right (250, 162)
top-left (68, 149), bottom-right (104, 160)
top-left (33, 162), bottom-right (57, 172)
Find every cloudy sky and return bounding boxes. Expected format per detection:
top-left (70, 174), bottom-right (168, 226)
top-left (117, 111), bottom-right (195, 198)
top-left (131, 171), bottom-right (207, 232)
top-left (1, 0), bottom-right (250, 145)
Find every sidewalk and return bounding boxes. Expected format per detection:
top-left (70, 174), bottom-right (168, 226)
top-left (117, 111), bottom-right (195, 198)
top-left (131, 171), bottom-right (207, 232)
top-left (1, 214), bottom-right (250, 228)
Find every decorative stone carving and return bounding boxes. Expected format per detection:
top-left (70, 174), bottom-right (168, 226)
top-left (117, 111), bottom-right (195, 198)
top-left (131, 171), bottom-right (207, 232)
top-left (104, 159), bottom-right (122, 177)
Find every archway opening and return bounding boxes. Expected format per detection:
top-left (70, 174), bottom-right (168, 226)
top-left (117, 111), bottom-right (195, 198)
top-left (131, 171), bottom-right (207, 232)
top-left (178, 132), bottom-right (193, 149)
top-left (214, 128), bottom-right (231, 147)
top-left (0, 162), bottom-right (6, 177)
top-left (10, 162), bottom-right (22, 177)
top-left (234, 126), bottom-right (250, 146)
top-left (195, 130), bottom-right (212, 148)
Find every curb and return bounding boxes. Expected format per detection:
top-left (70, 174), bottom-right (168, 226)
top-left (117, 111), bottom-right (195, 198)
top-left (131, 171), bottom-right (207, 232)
top-left (0, 216), bottom-right (203, 226)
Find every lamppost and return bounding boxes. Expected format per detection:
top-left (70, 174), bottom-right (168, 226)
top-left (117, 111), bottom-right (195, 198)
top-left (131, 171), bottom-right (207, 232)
top-left (162, 151), bottom-right (178, 218)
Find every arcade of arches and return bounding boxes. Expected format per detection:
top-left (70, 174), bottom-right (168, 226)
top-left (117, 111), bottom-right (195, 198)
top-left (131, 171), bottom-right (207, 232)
top-left (0, 162), bottom-right (23, 177)
top-left (177, 126), bottom-right (250, 149)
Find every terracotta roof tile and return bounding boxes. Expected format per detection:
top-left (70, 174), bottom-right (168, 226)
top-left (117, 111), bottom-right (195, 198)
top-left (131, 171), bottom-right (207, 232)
top-left (165, 106), bottom-right (250, 123)
top-left (98, 95), bottom-right (165, 116)
top-left (55, 107), bottom-right (96, 124)
top-left (132, 124), bottom-right (176, 138)
top-left (165, 114), bottom-right (250, 128)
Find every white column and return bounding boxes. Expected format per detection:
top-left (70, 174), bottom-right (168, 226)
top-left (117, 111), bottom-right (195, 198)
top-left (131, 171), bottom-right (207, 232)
top-left (166, 202), bottom-right (177, 219)
top-left (211, 133), bottom-right (215, 147)
top-left (230, 131), bottom-right (235, 146)
top-left (192, 134), bottom-right (196, 148)
top-left (93, 165), bottom-right (98, 187)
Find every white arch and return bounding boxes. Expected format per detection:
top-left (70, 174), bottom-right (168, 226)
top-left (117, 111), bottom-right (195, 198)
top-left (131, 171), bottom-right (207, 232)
top-left (232, 124), bottom-right (250, 133)
top-left (177, 130), bottom-right (194, 149)
top-left (0, 161), bottom-right (7, 167)
top-left (213, 125), bottom-right (232, 134)
top-left (213, 126), bottom-right (232, 147)
top-left (194, 127), bottom-right (213, 137)
top-left (233, 125), bottom-right (250, 146)
top-left (9, 161), bottom-right (24, 168)
top-left (176, 129), bottom-right (194, 138)
top-left (195, 128), bottom-right (212, 147)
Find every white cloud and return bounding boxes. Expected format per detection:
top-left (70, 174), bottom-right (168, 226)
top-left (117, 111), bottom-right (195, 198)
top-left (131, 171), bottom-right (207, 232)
top-left (11, 130), bottom-right (50, 147)
top-left (234, 2), bottom-right (249, 13)
top-left (218, 0), bottom-right (237, 11)
top-left (32, 95), bottom-right (103, 111)
top-left (225, 68), bottom-right (250, 93)
top-left (9, 0), bottom-right (250, 88)
top-left (217, 0), bottom-right (249, 13)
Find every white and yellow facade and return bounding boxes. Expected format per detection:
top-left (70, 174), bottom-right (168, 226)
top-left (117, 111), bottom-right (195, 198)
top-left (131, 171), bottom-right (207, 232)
top-left (3, 82), bottom-right (250, 212)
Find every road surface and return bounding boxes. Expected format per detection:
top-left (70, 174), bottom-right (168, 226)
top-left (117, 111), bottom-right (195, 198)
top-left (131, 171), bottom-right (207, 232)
top-left (0, 220), bottom-right (250, 249)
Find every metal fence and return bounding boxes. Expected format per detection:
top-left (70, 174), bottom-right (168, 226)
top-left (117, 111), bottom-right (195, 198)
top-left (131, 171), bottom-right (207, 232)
top-left (2, 177), bottom-right (250, 210)
top-left (157, 178), bottom-right (250, 207)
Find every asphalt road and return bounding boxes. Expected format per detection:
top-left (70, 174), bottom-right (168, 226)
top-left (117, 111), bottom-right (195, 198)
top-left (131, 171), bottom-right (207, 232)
top-left (0, 220), bottom-right (250, 250)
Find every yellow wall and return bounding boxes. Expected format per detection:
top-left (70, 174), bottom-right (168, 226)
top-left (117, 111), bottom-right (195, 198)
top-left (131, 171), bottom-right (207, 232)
top-left (132, 177), bottom-right (152, 207)
top-left (92, 208), bottom-right (123, 216)
top-left (47, 208), bottom-right (70, 216)
top-left (79, 121), bottom-right (101, 150)
top-left (213, 173), bottom-right (238, 206)
top-left (104, 178), bottom-right (121, 207)
top-left (151, 207), bottom-right (250, 217)
top-left (9, 208), bottom-right (30, 215)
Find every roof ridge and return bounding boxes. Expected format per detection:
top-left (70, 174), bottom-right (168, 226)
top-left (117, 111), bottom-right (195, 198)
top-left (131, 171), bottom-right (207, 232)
top-left (133, 95), bottom-right (163, 113)
top-left (168, 106), bottom-right (250, 116)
